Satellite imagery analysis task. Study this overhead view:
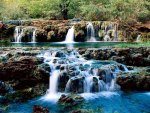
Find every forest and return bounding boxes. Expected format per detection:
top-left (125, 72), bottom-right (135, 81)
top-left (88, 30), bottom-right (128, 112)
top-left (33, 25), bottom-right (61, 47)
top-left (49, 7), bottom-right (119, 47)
top-left (0, 0), bottom-right (150, 23)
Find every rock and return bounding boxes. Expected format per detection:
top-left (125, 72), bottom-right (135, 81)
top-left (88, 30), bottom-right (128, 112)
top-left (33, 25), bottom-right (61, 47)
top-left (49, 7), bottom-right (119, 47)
top-left (75, 30), bottom-right (85, 42)
top-left (58, 94), bottom-right (84, 107)
top-left (0, 56), bottom-right (47, 81)
top-left (36, 29), bottom-right (47, 42)
top-left (114, 48), bottom-right (130, 56)
top-left (70, 109), bottom-right (89, 113)
top-left (127, 66), bottom-right (134, 70)
top-left (0, 56), bottom-right (49, 102)
top-left (117, 74), bottom-right (150, 91)
top-left (131, 53), bottom-right (143, 66)
top-left (32, 105), bottom-right (49, 113)
top-left (0, 81), bottom-right (13, 95)
top-left (65, 76), bottom-right (85, 93)
top-left (6, 84), bottom-right (48, 102)
top-left (58, 71), bottom-right (69, 92)
top-left (47, 31), bottom-right (55, 41)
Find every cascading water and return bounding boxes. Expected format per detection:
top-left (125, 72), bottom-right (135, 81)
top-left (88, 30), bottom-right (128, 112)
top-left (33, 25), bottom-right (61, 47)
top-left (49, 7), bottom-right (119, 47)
top-left (14, 26), bottom-right (24, 43)
top-left (136, 35), bottom-right (141, 42)
top-left (64, 26), bottom-right (75, 43)
top-left (38, 48), bottom-right (129, 97)
top-left (99, 22), bottom-right (119, 42)
top-left (104, 34), bottom-right (111, 41)
top-left (87, 22), bottom-right (96, 42)
top-left (14, 26), bottom-right (37, 43)
top-left (31, 28), bottom-right (37, 43)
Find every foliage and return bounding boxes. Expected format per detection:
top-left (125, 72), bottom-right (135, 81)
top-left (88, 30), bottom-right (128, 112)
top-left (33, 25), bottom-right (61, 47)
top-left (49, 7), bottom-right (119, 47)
top-left (0, 0), bottom-right (149, 22)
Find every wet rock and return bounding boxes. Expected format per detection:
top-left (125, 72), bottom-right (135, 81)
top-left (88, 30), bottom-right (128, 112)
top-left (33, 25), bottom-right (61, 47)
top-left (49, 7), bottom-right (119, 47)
top-left (32, 105), bottom-right (49, 113)
top-left (91, 77), bottom-right (99, 92)
top-left (65, 76), bottom-right (85, 93)
top-left (6, 84), bottom-right (48, 102)
top-left (131, 53), bottom-right (143, 65)
top-left (58, 71), bottom-right (69, 92)
top-left (55, 51), bottom-right (66, 57)
top-left (114, 48), bottom-right (130, 56)
top-left (97, 69), bottom-right (113, 83)
top-left (0, 56), bottom-right (49, 102)
top-left (75, 30), bottom-right (85, 42)
top-left (58, 94), bottom-right (84, 107)
top-left (127, 66), bottom-right (134, 70)
top-left (70, 109), bottom-right (89, 113)
top-left (81, 48), bottom-right (150, 66)
top-left (0, 81), bottom-right (13, 95)
top-left (36, 29), bottom-right (47, 42)
top-left (47, 31), bottom-right (55, 41)
top-left (117, 74), bottom-right (150, 91)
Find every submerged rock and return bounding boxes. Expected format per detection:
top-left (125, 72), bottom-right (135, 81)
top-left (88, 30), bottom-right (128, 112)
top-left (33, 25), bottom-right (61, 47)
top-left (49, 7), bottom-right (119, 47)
top-left (32, 105), bottom-right (49, 113)
top-left (70, 109), bottom-right (89, 113)
top-left (58, 94), bottom-right (84, 107)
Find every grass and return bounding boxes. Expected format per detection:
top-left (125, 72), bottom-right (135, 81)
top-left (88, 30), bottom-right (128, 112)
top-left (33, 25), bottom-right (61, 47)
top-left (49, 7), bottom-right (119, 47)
top-left (115, 41), bottom-right (150, 48)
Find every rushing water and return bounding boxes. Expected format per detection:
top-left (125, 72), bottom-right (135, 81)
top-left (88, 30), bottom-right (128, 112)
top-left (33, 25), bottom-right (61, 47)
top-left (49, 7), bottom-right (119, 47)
top-left (37, 48), bottom-right (129, 94)
top-left (0, 48), bottom-right (149, 113)
top-left (14, 26), bottom-right (37, 43)
top-left (64, 26), bottom-right (75, 43)
top-left (87, 22), bottom-right (96, 42)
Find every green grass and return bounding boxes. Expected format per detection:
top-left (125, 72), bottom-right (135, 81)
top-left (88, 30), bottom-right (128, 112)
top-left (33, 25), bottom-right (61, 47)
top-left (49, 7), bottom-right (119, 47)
top-left (115, 41), bottom-right (150, 48)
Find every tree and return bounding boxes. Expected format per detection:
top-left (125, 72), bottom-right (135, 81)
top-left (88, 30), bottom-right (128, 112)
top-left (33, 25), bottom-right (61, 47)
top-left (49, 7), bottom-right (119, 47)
top-left (59, 0), bottom-right (70, 20)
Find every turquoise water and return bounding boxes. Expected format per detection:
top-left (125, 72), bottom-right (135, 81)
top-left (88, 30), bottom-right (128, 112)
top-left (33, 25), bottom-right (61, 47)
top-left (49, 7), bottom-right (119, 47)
top-left (3, 92), bottom-right (150, 113)
top-left (0, 42), bottom-right (128, 48)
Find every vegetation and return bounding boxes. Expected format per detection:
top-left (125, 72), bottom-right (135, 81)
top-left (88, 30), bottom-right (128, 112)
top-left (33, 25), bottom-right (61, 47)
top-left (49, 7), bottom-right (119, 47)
top-left (0, 0), bottom-right (149, 22)
top-left (115, 40), bottom-right (150, 48)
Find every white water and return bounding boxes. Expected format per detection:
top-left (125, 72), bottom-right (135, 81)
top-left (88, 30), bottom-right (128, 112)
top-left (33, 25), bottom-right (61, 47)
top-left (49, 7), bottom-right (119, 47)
top-left (87, 22), bottom-right (96, 41)
top-left (136, 35), bottom-right (141, 42)
top-left (14, 26), bottom-right (37, 43)
top-left (104, 34), bottom-right (111, 41)
top-left (31, 28), bottom-right (37, 43)
top-left (48, 70), bottom-right (60, 94)
top-left (64, 26), bottom-right (75, 43)
top-left (38, 49), bottom-right (129, 101)
top-left (14, 26), bottom-right (24, 43)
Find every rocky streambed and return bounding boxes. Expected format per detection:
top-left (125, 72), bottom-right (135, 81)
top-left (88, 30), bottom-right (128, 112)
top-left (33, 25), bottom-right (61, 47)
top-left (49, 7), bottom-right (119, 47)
top-left (0, 47), bottom-right (150, 113)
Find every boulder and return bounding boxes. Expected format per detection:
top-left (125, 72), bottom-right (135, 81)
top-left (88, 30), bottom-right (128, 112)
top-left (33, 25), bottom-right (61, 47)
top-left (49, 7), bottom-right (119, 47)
top-left (65, 76), bottom-right (85, 93)
top-left (117, 74), bottom-right (150, 91)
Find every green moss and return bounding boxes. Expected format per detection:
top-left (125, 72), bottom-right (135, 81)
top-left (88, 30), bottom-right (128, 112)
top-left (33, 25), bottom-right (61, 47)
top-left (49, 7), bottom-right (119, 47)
top-left (115, 40), bottom-right (150, 48)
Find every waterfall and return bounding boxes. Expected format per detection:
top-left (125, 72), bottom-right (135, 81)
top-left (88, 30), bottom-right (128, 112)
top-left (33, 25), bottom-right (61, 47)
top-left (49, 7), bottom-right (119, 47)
top-left (136, 35), bottom-right (141, 42)
top-left (14, 26), bottom-right (24, 43)
top-left (14, 26), bottom-right (37, 43)
top-left (48, 70), bottom-right (60, 94)
top-left (64, 26), bottom-right (75, 43)
top-left (31, 28), bottom-right (37, 43)
top-left (38, 48), bottom-right (130, 96)
top-left (87, 22), bottom-right (96, 42)
top-left (84, 76), bottom-right (93, 93)
top-left (104, 34), bottom-right (111, 41)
